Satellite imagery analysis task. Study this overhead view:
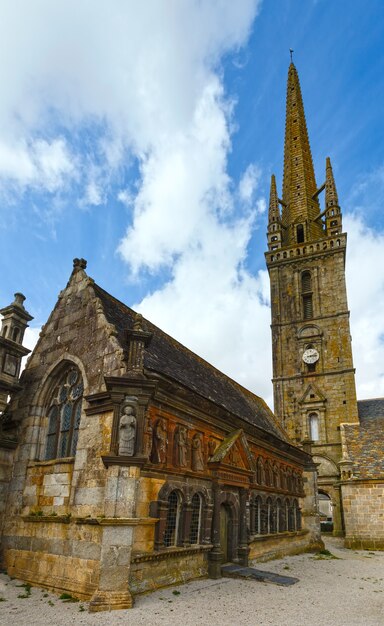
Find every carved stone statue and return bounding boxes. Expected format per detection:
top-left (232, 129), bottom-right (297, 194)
top-left (152, 418), bottom-right (167, 464)
top-left (273, 463), bottom-right (280, 488)
top-left (227, 445), bottom-right (241, 467)
top-left (143, 413), bottom-right (153, 459)
top-left (191, 433), bottom-right (204, 471)
top-left (208, 439), bottom-right (217, 459)
top-left (118, 405), bottom-right (136, 456)
top-left (257, 457), bottom-right (265, 485)
top-left (174, 426), bottom-right (188, 467)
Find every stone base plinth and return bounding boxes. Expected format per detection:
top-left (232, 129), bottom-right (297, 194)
top-left (237, 546), bottom-right (250, 567)
top-left (89, 590), bottom-right (133, 612)
top-left (208, 549), bottom-right (223, 579)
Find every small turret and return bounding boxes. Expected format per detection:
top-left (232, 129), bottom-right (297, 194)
top-left (267, 175), bottom-right (283, 251)
top-left (324, 157), bottom-right (342, 236)
top-left (0, 293), bottom-right (33, 412)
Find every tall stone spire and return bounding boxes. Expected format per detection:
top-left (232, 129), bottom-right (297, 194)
top-left (325, 156), bottom-right (342, 235)
top-left (281, 63), bottom-right (323, 243)
top-left (267, 174), bottom-right (282, 251)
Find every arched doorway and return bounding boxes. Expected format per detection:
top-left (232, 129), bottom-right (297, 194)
top-left (220, 504), bottom-right (230, 563)
top-left (318, 491), bottom-right (333, 532)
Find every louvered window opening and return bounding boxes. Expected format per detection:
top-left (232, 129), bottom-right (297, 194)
top-left (45, 367), bottom-right (83, 460)
top-left (301, 271), bottom-right (312, 292)
top-left (302, 294), bottom-right (313, 319)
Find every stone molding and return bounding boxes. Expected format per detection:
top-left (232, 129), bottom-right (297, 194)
top-left (131, 544), bottom-right (212, 563)
top-left (22, 515), bottom-right (159, 526)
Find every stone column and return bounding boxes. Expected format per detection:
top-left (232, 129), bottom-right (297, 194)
top-left (301, 462), bottom-right (324, 550)
top-left (208, 483), bottom-right (223, 578)
top-left (249, 496), bottom-right (255, 535)
top-left (332, 484), bottom-right (344, 537)
top-left (237, 488), bottom-right (249, 566)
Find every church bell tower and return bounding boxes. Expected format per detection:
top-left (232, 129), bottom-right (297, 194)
top-left (265, 63), bottom-right (358, 466)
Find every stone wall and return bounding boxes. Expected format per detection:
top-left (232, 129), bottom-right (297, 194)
top-left (0, 444), bottom-right (15, 536)
top-left (249, 530), bottom-right (312, 561)
top-left (129, 547), bottom-right (210, 594)
top-left (2, 518), bottom-right (102, 598)
top-left (342, 480), bottom-right (384, 550)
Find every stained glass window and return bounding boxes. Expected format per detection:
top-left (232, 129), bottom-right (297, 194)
top-left (45, 366), bottom-right (83, 460)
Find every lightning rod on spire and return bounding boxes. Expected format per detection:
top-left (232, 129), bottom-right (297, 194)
top-left (289, 48), bottom-right (294, 62)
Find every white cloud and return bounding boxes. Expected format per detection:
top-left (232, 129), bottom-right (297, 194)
top-left (239, 163), bottom-right (261, 203)
top-left (23, 326), bottom-right (41, 353)
top-left (135, 214), bottom-right (274, 405)
top-left (117, 77), bottom-right (234, 274)
top-left (345, 213), bottom-right (384, 399)
top-left (0, 138), bottom-right (75, 192)
top-left (0, 1), bottom-right (260, 204)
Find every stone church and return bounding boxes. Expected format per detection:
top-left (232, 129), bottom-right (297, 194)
top-left (0, 62), bottom-right (382, 611)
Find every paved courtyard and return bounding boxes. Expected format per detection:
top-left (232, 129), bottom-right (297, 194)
top-left (1, 537), bottom-right (383, 626)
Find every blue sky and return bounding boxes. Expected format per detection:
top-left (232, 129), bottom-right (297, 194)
top-left (1, 0), bottom-right (384, 406)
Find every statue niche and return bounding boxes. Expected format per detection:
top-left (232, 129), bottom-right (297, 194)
top-left (143, 413), bottom-right (153, 459)
top-left (118, 404), bottom-right (137, 456)
top-left (151, 418), bottom-right (167, 464)
top-left (174, 425), bottom-right (188, 467)
top-left (191, 433), bottom-right (204, 471)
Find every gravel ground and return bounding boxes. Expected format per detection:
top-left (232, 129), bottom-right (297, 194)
top-left (1, 537), bottom-right (383, 626)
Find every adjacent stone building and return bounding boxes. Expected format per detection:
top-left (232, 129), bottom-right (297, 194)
top-left (0, 258), bottom-right (321, 611)
top-left (266, 62), bottom-right (384, 549)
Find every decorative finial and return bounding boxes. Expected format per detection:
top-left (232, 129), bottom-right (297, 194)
top-left (73, 258), bottom-right (87, 270)
top-left (289, 48), bottom-right (294, 63)
top-left (13, 293), bottom-right (26, 308)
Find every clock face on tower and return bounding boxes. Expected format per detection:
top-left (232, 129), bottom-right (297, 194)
top-left (302, 348), bottom-right (319, 364)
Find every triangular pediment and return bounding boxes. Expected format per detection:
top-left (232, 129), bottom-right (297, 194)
top-left (299, 383), bottom-right (326, 405)
top-left (209, 429), bottom-right (255, 472)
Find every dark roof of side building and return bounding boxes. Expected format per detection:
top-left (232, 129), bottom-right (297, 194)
top-left (343, 401), bottom-right (384, 478)
top-left (357, 398), bottom-right (384, 422)
top-left (93, 283), bottom-right (287, 441)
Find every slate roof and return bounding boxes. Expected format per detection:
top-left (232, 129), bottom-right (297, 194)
top-left (93, 283), bottom-right (286, 441)
top-left (357, 398), bottom-right (384, 422)
top-left (343, 399), bottom-right (384, 478)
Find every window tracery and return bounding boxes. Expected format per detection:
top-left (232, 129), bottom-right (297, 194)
top-left (45, 366), bottom-right (83, 460)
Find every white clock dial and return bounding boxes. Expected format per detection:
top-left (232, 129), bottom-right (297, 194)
top-left (302, 348), bottom-right (319, 364)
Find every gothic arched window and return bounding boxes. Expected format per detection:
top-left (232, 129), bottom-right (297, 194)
top-left (163, 490), bottom-right (182, 547)
top-left (267, 497), bottom-right (276, 534)
top-left (250, 495), bottom-right (261, 535)
top-left (189, 493), bottom-right (202, 544)
top-left (45, 366), bottom-right (83, 460)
